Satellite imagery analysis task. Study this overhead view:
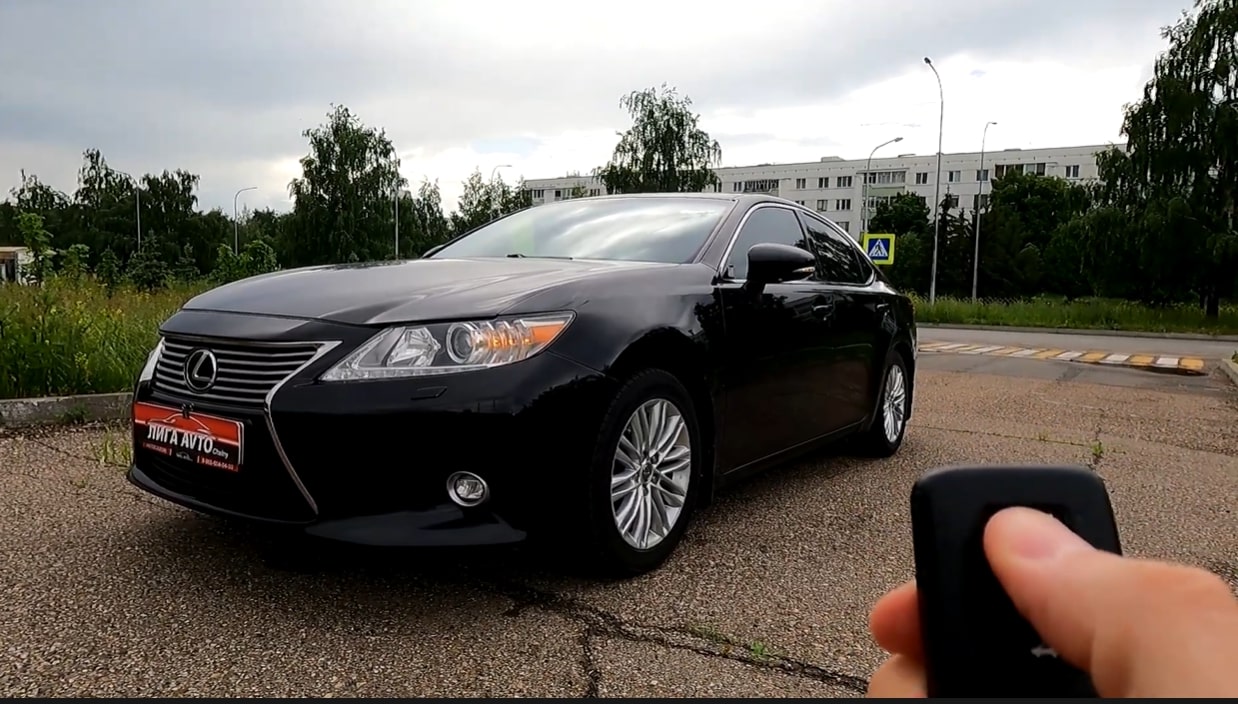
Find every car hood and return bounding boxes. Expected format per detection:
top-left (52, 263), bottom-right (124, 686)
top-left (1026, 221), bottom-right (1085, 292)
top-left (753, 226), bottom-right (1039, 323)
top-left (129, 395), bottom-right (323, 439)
top-left (182, 257), bottom-right (673, 326)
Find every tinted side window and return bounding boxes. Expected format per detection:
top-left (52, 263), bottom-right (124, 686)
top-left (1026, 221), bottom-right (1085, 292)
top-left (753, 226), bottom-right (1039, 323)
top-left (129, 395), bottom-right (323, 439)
top-left (801, 215), bottom-right (866, 284)
top-left (725, 207), bottom-right (810, 280)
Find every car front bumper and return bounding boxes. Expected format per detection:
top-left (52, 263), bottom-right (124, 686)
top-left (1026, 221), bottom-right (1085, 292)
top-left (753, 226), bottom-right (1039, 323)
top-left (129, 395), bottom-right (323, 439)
top-left (128, 316), bottom-right (618, 548)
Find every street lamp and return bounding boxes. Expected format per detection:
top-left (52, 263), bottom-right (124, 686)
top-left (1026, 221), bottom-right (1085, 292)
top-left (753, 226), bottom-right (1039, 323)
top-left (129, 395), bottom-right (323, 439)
top-left (490, 164), bottom-right (513, 219)
top-left (134, 183), bottom-right (142, 251)
top-left (971, 121), bottom-right (997, 303)
top-left (393, 186), bottom-right (411, 259)
top-left (232, 186), bottom-right (258, 253)
top-left (862, 136), bottom-right (903, 234)
top-left (924, 56), bottom-right (945, 304)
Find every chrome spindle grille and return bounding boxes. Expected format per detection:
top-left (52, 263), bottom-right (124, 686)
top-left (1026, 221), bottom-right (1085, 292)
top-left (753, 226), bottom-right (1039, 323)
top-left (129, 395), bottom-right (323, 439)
top-left (153, 337), bottom-right (320, 408)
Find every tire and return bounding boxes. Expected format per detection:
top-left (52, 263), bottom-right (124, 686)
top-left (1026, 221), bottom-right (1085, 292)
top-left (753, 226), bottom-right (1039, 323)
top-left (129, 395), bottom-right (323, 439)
top-left (579, 369), bottom-right (703, 577)
top-left (854, 349), bottom-right (911, 458)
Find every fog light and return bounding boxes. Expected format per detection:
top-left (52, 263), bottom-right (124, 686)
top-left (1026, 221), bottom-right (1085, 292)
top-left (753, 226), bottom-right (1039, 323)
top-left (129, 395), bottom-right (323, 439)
top-left (446, 471), bottom-right (489, 507)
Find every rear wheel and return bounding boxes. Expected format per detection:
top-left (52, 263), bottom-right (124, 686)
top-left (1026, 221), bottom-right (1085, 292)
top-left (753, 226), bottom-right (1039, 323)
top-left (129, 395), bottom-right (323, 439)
top-left (581, 369), bottom-right (702, 576)
top-left (854, 349), bottom-right (911, 457)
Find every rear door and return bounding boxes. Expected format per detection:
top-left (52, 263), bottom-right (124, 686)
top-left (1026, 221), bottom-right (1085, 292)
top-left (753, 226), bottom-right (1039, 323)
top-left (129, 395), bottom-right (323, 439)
top-left (798, 211), bottom-right (883, 427)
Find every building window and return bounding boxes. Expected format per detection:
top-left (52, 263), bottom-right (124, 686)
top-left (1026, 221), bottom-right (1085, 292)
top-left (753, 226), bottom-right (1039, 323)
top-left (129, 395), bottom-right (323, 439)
top-left (835, 199), bottom-right (852, 211)
top-left (733, 182), bottom-right (742, 192)
top-left (866, 195), bottom-right (893, 211)
top-left (943, 194), bottom-right (959, 209)
top-left (794, 199), bottom-right (805, 205)
top-left (553, 189), bottom-right (562, 199)
top-left (740, 179), bottom-right (780, 194)
top-left (1065, 164), bottom-right (1080, 178)
top-left (915, 172), bottom-right (929, 184)
top-left (529, 189), bottom-right (545, 199)
top-left (947, 170), bottom-right (961, 183)
top-left (837, 175), bottom-right (853, 188)
top-left (863, 170), bottom-right (907, 185)
top-left (975, 169), bottom-right (989, 182)
top-left (795, 178), bottom-right (806, 189)
top-left (972, 193), bottom-right (990, 210)
top-left (816, 199), bottom-right (828, 211)
top-left (817, 177), bottom-right (829, 188)
top-left (589, 188), bottom-right (601, 197)
top-left (836, 221), bottom-right (850, 232)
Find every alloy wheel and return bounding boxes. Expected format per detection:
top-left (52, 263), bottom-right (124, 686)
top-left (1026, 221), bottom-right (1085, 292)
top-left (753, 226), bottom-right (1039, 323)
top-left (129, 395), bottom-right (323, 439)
top-left (882, 364), bottom-right (907, 444)
top-left (610, 398), bottom-right (692, 550)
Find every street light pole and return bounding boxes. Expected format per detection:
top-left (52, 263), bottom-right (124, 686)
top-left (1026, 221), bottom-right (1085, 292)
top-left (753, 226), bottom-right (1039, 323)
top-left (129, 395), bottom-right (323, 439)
top-left (924, 56), bottom-right (945, 304)
top-left (862, 136), bottom-right (904, 234)
top-left (134, 185), bottom-right (142, 251)
top-left (971, 121), bottom-right (997, 303)
top-left (394, 188), bottom-right (400, 259)
top-left (490, 164), bottom-right (512, 219)
top-left (232, 186), bottom-right (257, 254)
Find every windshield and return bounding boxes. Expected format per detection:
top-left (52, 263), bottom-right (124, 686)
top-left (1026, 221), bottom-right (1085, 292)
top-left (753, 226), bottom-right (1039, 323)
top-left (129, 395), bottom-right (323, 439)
top-left (428, 197), bottom-right (734, 263)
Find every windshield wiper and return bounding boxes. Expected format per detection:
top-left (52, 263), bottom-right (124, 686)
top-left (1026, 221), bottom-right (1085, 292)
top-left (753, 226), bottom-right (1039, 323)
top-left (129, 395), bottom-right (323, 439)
top-left (505, 253), bottom-right (526, 258)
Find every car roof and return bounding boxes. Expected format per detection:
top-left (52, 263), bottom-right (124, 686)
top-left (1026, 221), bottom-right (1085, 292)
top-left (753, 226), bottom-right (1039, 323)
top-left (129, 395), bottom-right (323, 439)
top-left (557, 192), bottom-right (798, 207)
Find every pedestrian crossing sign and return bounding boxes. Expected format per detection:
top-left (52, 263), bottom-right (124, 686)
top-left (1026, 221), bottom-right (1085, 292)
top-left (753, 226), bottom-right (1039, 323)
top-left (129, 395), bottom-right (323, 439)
top-left (862, 233), bottom-right (895, 266)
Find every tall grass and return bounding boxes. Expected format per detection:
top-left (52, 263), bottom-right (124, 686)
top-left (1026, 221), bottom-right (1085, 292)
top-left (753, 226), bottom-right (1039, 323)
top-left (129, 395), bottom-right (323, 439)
top-left (0, 278), bottom-right (204, 400)
top-left (912, 294), bottom-right (1238, 336)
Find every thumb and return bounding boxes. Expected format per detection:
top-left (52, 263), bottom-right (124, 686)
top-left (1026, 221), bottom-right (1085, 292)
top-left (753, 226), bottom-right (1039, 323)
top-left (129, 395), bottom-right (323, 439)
top-left (983, 507), bottom-right (1238, 698)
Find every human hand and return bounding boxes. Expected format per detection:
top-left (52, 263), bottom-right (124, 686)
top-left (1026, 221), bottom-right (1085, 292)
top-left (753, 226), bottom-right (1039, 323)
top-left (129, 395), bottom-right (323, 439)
top-left (867, 506), bottom-right (1238, 698)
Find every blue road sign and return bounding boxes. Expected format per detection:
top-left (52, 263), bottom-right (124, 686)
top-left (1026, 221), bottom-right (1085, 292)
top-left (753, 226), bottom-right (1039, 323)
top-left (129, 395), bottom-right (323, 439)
top-left (862, 233), bottom-right (895, 266)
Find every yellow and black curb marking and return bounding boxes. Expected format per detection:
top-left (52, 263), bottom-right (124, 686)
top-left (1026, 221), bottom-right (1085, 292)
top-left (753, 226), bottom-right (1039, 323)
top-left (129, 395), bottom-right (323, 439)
top-left (917, 341), bottom-right (1209, 377)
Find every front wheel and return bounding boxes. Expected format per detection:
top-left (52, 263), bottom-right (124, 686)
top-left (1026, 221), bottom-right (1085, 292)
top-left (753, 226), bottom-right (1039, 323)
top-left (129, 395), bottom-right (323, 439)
top-left (854, 349), bottom-right (911, 457)
top-left (581, 369), bottom-right (702, 577)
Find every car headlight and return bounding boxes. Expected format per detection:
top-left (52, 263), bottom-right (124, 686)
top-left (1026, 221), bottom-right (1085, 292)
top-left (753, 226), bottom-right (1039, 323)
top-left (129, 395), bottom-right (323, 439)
top-left (138, 338), bottom-right (165, 383)
top-left (319, 312), bottom-right (574, 381)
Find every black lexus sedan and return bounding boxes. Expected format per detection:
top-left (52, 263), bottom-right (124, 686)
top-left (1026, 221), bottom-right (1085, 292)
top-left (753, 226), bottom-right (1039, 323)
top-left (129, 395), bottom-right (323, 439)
top-left (128, 192), bottom-right (916, 575)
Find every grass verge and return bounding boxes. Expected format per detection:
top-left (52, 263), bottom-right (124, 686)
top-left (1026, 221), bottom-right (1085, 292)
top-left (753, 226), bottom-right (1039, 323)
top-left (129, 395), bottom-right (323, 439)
top-left (912, 294), bottom-right (1238, 336)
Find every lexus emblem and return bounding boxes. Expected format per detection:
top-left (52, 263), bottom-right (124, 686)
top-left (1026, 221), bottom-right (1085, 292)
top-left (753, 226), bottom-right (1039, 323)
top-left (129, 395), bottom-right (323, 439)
top-left (184, 349), bottom-right (219, 392)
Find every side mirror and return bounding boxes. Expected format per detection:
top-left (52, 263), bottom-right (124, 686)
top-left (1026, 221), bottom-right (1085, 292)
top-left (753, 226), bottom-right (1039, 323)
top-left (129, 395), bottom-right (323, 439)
top-left (746, 242), bottom-right (815, 284)
top-left (422, 243), bottom-right (446, 258)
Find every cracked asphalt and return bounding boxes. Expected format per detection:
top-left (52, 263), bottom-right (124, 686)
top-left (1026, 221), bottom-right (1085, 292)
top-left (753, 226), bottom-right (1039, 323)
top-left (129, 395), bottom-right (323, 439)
top-left (2, 357), bottom-right (1236, 698)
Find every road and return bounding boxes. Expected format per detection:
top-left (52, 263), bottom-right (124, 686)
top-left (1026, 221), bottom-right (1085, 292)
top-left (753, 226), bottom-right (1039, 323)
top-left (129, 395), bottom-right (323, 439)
top-left (1, 359), bottom-right (1236, 697)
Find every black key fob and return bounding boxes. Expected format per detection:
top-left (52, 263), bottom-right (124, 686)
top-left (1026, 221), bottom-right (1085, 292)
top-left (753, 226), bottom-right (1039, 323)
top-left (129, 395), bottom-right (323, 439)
top-left (910, 464), bottom-right (1122, 698)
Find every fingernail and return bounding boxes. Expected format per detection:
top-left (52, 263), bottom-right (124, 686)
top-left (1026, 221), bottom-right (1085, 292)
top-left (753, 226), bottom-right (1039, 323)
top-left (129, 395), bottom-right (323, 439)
top-left (991, 506), bottom-right (1091, 561)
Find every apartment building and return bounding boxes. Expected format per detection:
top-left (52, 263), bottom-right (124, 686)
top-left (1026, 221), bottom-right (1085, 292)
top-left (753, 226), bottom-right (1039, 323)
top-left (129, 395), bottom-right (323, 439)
top-left (521, 143), bottom-right (1122, 239)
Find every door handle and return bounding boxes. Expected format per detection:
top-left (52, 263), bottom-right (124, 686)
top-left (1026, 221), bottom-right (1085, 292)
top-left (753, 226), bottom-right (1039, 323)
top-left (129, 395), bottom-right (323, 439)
top-left (812, 301), bottom-right (835, 320)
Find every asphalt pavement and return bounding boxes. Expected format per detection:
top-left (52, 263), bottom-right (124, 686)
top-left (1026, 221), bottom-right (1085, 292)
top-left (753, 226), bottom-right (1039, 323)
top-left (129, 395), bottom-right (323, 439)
top-left (1, 358), bottom-right (1236, 697)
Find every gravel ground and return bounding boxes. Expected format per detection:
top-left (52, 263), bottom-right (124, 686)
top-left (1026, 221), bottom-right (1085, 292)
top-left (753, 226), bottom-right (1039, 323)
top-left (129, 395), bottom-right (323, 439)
top-left (1, 366), bottom-right (1235, 698)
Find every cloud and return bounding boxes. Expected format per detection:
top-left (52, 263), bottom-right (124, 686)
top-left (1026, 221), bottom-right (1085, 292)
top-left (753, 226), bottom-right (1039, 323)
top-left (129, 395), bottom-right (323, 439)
top-left (0, 0), bottom-right (1190, 215)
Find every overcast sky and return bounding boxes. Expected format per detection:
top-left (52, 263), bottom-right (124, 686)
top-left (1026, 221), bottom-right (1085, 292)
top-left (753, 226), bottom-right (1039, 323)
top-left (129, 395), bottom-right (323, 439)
top-left (1, 0), bottom-right (1191, 216)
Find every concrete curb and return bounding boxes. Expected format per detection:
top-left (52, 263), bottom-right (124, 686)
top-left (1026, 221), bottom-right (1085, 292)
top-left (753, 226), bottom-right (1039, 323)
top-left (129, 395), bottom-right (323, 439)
top-left (1219, 357), bottom-right (1238, 388)
top-left (0, 391), bottom-right (131, 429)
top-left (919, 323), bottom-right (1238, 343)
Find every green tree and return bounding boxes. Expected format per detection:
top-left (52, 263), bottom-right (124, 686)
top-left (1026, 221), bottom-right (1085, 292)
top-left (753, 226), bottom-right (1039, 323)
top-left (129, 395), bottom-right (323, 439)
top-left (74, 149), bottom-right (139, 263)
top-left (595, 84), bottom-right (722, 194)
top-left (450, 169), bottom-right (499, 236)
top-left (124, 238), bottom-right (172, 291)
top-left (96, 247), bottom-right (122, 292)
top-left (15, 211), bottom-right (56, 283)
top-left (286, 104), bottom-right (405, 267)
top-left (401, 179), bottom-right (452, 257)
top-left (211, 237), bottom-right (280, 285)
top-left (1085, 0), bottom-right (1238, 316)
top-left (869, 193), bottom-right (932, 293)
top-left (60, 243), bottom-right (91, 280)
